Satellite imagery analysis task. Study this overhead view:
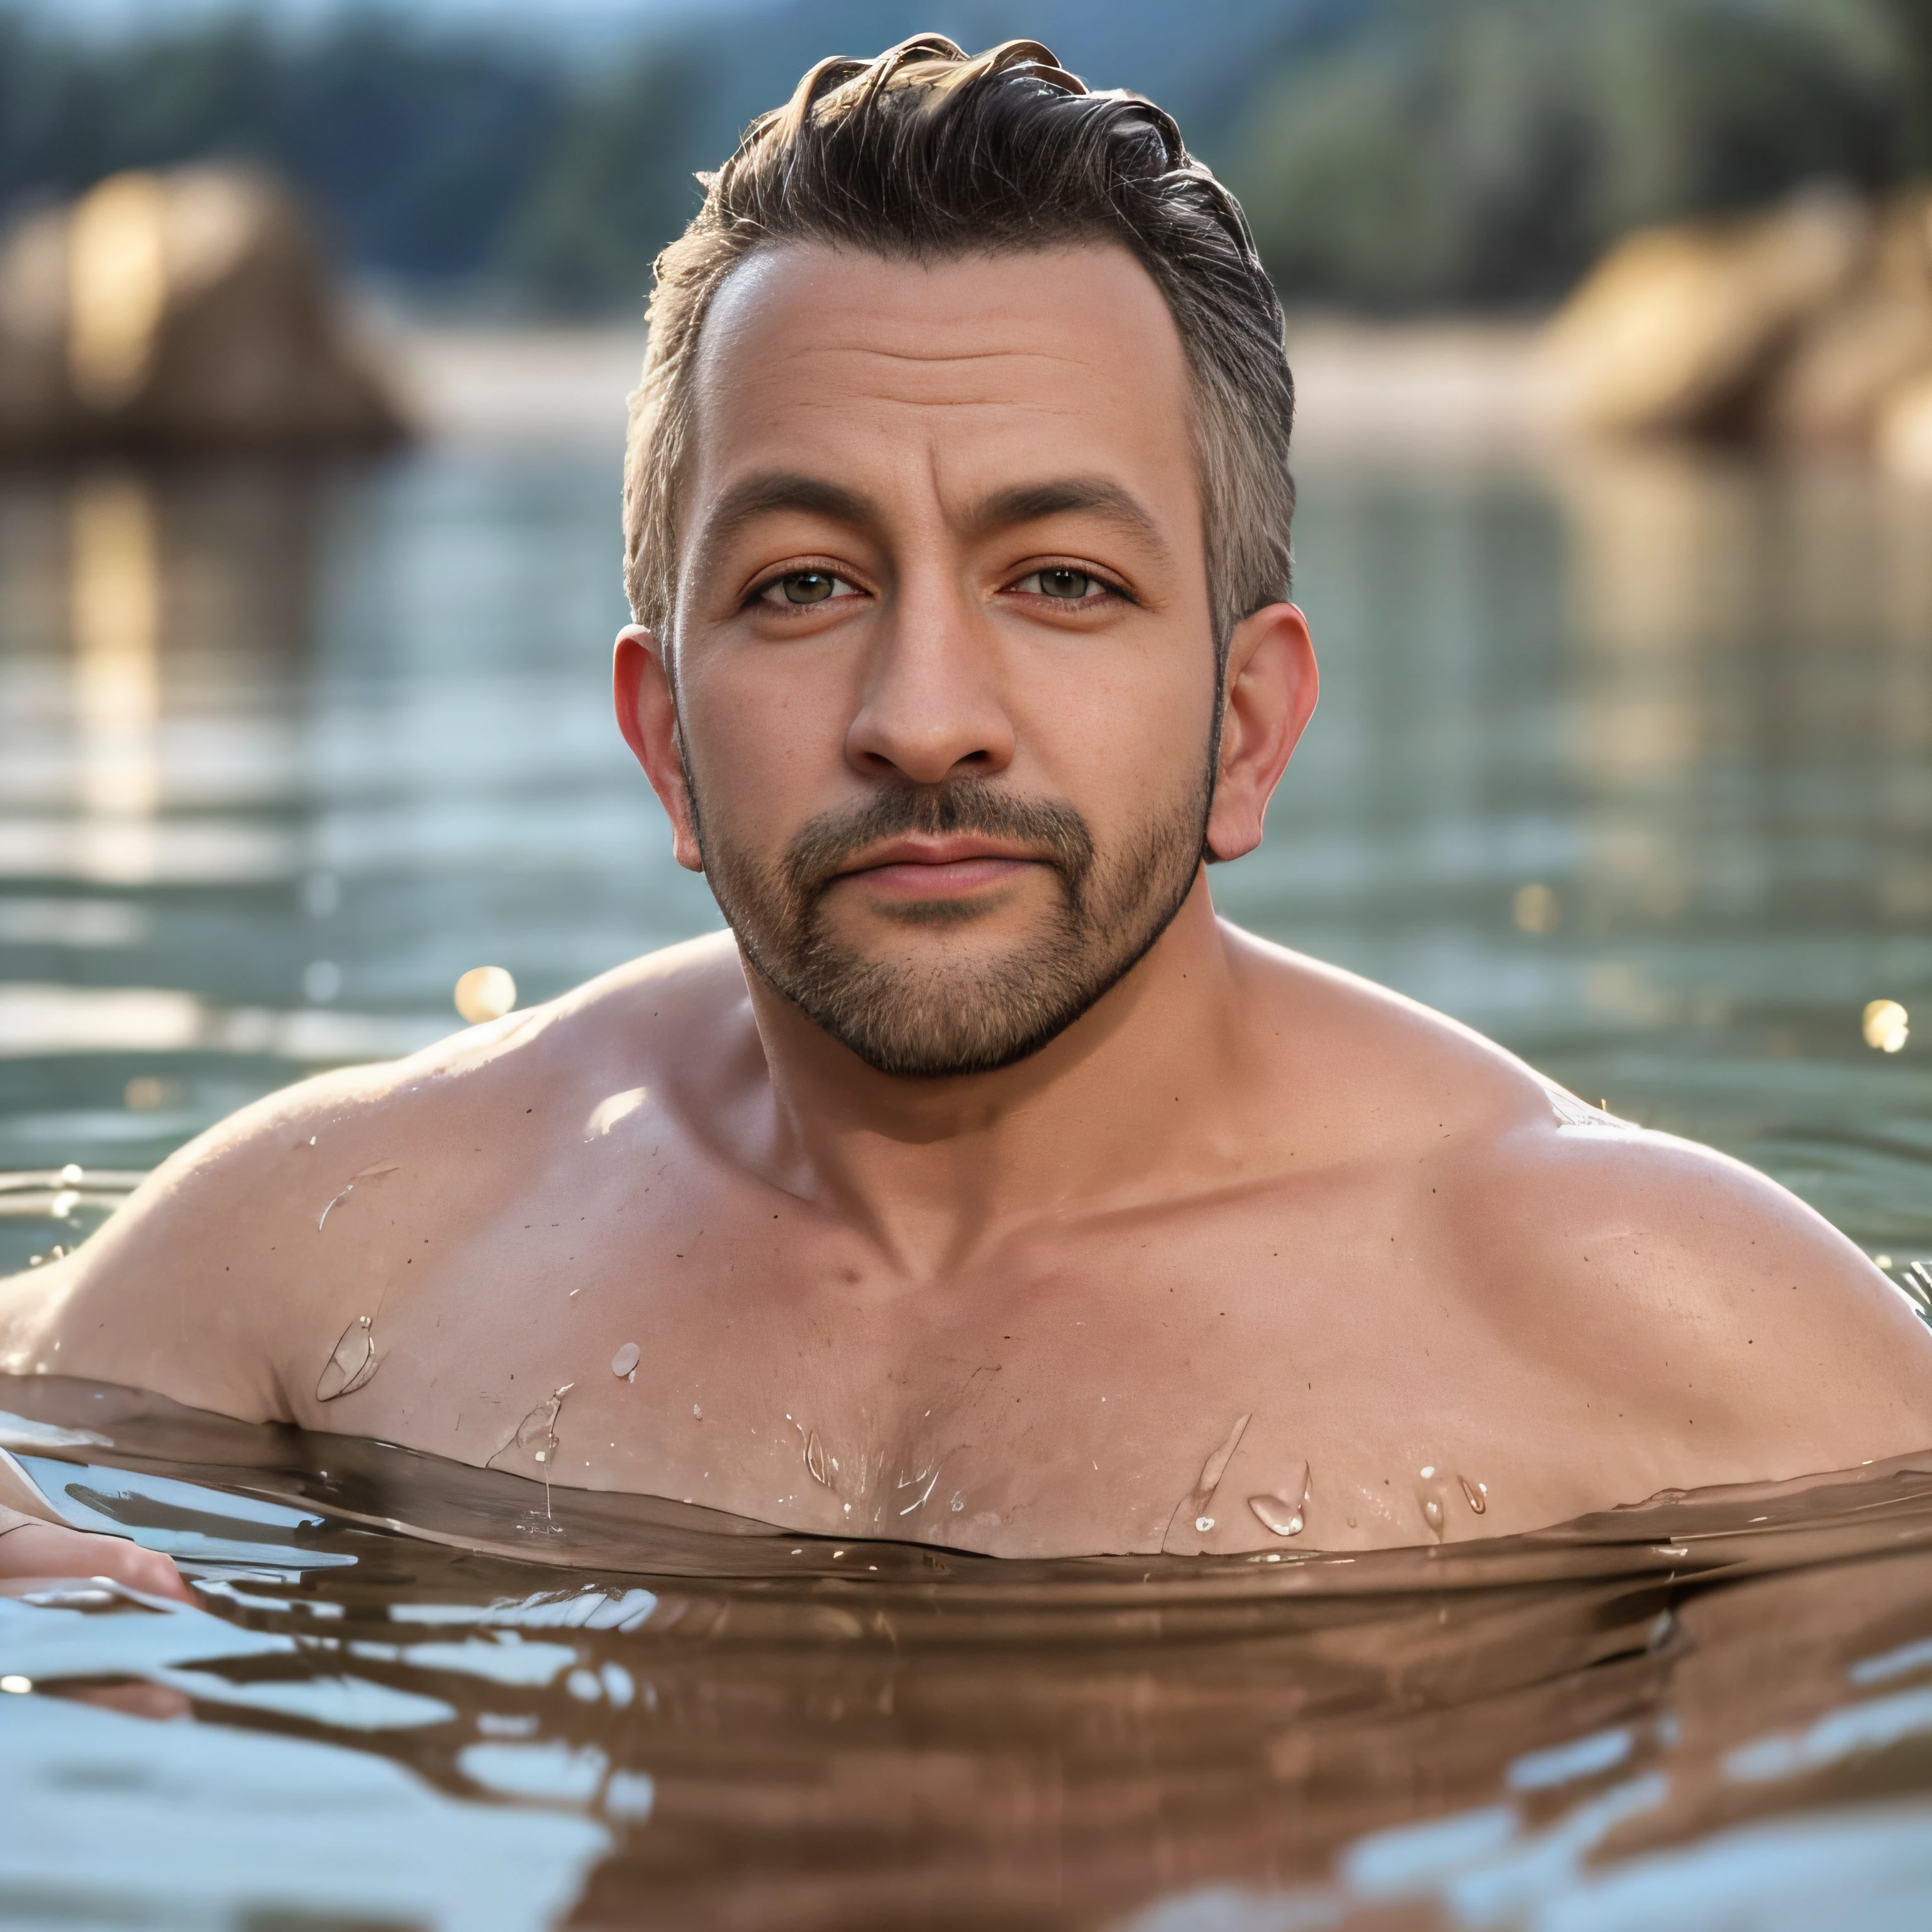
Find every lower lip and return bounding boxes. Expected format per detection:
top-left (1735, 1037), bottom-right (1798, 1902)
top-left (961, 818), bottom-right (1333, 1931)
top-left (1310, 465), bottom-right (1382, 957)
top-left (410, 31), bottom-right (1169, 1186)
top-left (841, 856), bottom-right (1036, 899)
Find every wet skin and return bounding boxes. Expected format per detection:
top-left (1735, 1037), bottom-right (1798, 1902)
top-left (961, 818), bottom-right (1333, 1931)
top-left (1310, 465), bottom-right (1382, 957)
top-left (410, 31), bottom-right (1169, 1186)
top-left (4, 243), bottom-right (1931, 1577)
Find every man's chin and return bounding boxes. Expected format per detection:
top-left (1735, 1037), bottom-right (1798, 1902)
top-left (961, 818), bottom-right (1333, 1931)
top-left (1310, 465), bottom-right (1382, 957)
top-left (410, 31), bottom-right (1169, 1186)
top-left (769, 940), bottom-right (1118, 1081)
top-left (818, 1008), bottom-right (1082, 1082)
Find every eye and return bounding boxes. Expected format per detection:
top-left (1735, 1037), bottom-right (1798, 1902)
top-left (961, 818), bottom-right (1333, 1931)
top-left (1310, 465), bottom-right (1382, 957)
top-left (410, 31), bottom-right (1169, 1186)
top-left (1015, 567), bottom-right (1101, 601)
top-left (757, 570), bottom-right (858, 607)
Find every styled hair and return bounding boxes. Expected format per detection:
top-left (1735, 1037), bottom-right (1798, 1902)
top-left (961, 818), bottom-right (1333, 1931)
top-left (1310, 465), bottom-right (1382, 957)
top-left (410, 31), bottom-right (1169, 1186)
top-left (621, 35), bottom-right (1296, 657)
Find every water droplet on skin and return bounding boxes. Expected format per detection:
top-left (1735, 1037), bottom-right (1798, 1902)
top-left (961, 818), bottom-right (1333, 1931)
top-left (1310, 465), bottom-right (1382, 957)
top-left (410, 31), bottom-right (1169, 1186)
top-left (489, 1382), bottom-right (575, 1516)
top-left (1247, 1496), bottom-right (1304, 1537)
top-left (611, 1341), bottom-right (640, 1378)
top-left (804, 1430), bottom-right (830, 1486)
top-left (1163, 1414), bottom-right (1252, 1553)
top-left (1458, 1474), bottom-right (1487, 1514)
top-left (896, 1467), bottom-right (941, 1516)
top-left (949, 1491), bottom-right (965, 1513)
top-left (1246, 1460), bottom-right (1311, 1538)
top-left (316, 1162), bottom-right (400, 1231)
top-left (513, 1395), bottom-right (564, 1451)
top-left (1197, 1413), bottom-right (1251, 1494)
top-left (1422, 1497), bottom-right (1445, 1533)
top-left (316, 1314), bottom-right (378, 1401)
top-left (1419, 1465), bottom-right (1436, 1479)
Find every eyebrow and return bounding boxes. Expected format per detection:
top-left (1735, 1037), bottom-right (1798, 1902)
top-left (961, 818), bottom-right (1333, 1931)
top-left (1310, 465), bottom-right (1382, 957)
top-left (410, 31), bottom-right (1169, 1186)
top-left (969, 478), bottom-right (1169, 558)
top-left (693, 472), bottom-right (879, 564)
top-left (688, 469), bottom-right (1174, 584)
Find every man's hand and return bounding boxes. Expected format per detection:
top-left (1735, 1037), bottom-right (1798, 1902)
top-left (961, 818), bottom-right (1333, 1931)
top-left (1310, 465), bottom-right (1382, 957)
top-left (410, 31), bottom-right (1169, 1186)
top-left (0, 1516), bottom-right (193, 1602)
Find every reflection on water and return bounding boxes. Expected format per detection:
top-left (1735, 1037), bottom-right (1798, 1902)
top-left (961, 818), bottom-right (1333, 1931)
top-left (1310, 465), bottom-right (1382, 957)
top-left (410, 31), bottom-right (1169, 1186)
top-left (70, 476), bottom-right (160, 836)
top-left (5, 436), bottom-right (1932, 1922)
top-left (11, 1369), bottom-right (1932, 1928)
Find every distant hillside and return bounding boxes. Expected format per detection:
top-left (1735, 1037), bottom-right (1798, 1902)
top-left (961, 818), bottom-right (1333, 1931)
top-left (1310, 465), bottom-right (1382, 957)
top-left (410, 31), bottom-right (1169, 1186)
top-left (1, 0), bottom-right (1926, 314)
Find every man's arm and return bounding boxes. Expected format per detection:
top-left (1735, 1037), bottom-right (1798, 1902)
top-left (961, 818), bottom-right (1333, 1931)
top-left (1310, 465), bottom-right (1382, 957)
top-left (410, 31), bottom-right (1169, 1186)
top-left (0, 1059), bottom-right (413, 1591)
top-left (0, 1056), bottom-right (409, 1415)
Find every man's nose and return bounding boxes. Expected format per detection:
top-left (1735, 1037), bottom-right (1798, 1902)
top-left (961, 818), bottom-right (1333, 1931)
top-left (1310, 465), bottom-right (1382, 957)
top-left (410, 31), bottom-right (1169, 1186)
top-left (843, 580), bottom-right (1016, 786)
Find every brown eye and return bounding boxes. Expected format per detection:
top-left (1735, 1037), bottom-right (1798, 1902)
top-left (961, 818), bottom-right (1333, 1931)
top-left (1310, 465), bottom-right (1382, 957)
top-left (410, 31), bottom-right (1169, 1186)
top-left (780, 572), bottom-right (835, 604)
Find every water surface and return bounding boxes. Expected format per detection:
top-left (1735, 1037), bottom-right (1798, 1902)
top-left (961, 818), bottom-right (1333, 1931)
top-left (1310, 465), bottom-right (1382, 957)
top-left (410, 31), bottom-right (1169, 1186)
top-left (11, 1366), bottom-right (1932, 1930)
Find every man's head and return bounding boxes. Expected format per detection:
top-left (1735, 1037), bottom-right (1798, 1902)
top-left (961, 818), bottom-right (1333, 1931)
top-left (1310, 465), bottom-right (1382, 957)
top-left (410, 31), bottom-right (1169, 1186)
top-left (615, 38), bottom-right (1314, 1080)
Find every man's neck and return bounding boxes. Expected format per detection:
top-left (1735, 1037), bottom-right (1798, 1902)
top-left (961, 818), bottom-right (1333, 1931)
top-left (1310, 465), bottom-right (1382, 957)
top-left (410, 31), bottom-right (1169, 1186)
top-left (734, 877), bottom-right (1260, 1277)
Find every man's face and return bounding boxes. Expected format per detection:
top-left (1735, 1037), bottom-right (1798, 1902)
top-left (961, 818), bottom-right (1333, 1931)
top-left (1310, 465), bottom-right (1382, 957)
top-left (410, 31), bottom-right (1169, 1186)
top-left (662, 242), bottom-right (1221, 1077)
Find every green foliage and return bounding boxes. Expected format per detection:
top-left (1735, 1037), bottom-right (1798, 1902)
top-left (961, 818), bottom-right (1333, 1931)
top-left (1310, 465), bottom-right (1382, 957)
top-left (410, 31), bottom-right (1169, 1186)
top-left (0, 10), bottom-right (568, 287)
top-left (494, 42), bottom-right (712, 313)
top-left (1224, 0), bottom-right (1911, 308)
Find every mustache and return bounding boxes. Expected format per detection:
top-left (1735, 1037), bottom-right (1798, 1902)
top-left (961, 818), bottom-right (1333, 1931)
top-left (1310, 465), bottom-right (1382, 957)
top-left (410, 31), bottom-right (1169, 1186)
top-left (782, 781), bottom-right (1096, 902)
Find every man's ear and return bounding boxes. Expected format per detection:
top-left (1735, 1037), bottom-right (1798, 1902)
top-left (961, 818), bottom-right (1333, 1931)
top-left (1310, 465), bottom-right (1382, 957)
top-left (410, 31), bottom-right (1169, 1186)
top-left (1204, 602), bottom-right (1318, 863)
top-left (614, 625), bottom-right (705, 873)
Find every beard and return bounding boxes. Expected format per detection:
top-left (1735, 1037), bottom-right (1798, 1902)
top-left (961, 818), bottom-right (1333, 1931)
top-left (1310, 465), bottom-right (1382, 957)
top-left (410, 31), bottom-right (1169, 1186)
top-left (690, 769), bottom-right (1212, 1079)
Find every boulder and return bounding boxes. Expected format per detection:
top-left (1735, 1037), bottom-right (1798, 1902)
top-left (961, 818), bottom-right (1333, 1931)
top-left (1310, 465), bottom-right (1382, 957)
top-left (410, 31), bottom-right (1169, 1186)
top-left (1877, 370), bottom-right (1932, 482)
top-left (1542, 187), bottom-right (1869, 438)
top-left (1762, 192), bottom-right (1932, 447)
top-left (0, 166), bottom-right (408, 455)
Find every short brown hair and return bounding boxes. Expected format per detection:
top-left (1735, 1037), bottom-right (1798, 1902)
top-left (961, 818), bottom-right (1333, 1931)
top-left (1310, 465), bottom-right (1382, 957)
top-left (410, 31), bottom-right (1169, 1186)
top-left (622, 35), bottom-right (1295, 656)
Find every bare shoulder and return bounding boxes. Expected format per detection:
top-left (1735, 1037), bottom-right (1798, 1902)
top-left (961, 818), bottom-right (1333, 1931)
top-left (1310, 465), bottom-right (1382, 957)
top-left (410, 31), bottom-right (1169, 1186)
top-left (1223, 921), bottom-right (1570, 1150)
top-left (1470, 1106), bottom-right (1932, 1472)
top-left (1229, 923), bottom-right (1932, 1478)
top-left (0, 931), bottom-right (750, 1417)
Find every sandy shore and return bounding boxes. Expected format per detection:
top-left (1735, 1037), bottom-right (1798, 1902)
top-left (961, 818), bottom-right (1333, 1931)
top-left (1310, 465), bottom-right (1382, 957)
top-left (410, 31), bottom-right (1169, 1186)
top-left (377, 316), bottom-right (1559, 460)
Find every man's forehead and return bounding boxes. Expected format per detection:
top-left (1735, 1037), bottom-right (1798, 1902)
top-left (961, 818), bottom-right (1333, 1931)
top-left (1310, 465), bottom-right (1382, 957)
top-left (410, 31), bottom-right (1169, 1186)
top-left (686, 241), bottom-right (1197, 515)
top-left (699, 238), bottom-right (1182, 365)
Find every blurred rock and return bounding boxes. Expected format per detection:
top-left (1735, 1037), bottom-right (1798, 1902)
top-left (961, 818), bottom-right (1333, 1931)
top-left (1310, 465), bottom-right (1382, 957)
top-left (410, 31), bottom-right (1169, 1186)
top-left (1763, 194), bottom-right (1932, 448)
top-left (1877, 371), bottom-right (1932, 483)
top-left (0, 167), bottom-right (409, 457)
top-left (1543, 187), bottom-right (1869, 438)
top-left (1545, 184), bottom-right (1932, 465)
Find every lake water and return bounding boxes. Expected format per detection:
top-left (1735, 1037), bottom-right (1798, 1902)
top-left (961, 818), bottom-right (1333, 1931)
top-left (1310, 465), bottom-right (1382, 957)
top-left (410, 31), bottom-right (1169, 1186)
top-left (4, 428), bottom-right (1932, 1928)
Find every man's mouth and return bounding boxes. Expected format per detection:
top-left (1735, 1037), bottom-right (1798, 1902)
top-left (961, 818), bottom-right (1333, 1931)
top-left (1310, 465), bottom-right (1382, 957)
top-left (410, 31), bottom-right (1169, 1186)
top-left (832, 835), bottom-right (1043, 901)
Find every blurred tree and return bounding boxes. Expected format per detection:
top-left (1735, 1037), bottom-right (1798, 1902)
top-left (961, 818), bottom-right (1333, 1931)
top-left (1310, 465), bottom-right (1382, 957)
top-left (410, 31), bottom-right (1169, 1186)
top-left (1867, 0), bottom-right (1932, 170)
top-left (1, 0), bottom-right (1929, 315)
top-left (1226, 0), bottom-right (1910, 309)
top-left (494, 39), bottom-right (713, 313)
top-left (272, 19), bottom-right (567, 280)
top-left (0, 11), bottom-right (566, 290)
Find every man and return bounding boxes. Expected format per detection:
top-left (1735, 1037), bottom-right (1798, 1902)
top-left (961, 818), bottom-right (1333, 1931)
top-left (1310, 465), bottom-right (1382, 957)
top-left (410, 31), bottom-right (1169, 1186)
top-left (4, 36), bottom-right (1928, 1594)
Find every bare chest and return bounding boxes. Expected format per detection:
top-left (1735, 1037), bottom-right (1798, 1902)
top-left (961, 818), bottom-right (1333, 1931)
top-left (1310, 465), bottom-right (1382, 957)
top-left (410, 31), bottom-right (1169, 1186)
top-left (289, 1147), bottom-right (1662, 1556)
